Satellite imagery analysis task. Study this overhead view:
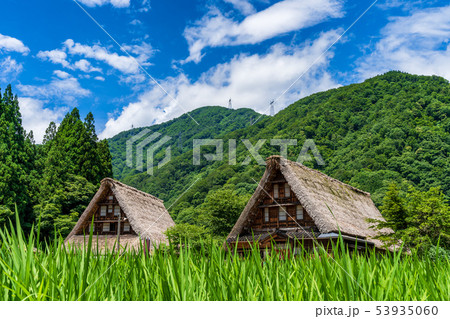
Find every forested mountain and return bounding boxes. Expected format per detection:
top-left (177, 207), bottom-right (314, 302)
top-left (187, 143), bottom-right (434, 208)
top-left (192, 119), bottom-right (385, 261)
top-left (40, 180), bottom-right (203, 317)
top-left (0, 85), bottom-right (113, 237)
top-left (110, 106), bottom-right (264, 181)
top-left (109, 71), bottom-right (450, 229)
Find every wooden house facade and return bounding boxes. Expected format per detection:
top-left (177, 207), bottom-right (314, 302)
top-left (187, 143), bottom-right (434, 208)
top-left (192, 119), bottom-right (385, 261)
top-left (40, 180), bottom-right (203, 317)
top-left (226, 156), bottom-right (391, 255)
top-left (65, 178), bottom-right (175, 252)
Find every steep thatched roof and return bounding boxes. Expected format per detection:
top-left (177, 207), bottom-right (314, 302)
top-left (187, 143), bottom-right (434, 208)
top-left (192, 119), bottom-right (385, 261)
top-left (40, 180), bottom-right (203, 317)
top-left (65, 178), bottom-right (175, 249)
top-left (67, 235), bottom-right (144, 252)
top-left (227, 156), bottom-right (392, 248)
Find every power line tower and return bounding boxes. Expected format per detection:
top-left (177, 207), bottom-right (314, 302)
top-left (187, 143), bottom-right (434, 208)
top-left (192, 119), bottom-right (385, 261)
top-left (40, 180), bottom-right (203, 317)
top-left (228, 98), bottom-right (233, 109)
top-left (270, 100), bottom-right (275, 116)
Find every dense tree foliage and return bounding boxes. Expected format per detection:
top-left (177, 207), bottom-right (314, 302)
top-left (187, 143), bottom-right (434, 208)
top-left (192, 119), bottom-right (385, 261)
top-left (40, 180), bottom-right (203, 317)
top-left (0, 85), bottom-right (35, 227)
top-left (197, 188), bottom-right (250, 236)
top-left (165, 223), bottom-right (209, 251)
top-left (0, 86), bottom-right (113, 238)
top-left (171, 187), bottom-right (250, 237)
top-left (33, 109), bottom-right (113, 238)
top-left (375, 183), bottom-right (450, 253)
top-left (109, 71), bottom-right (450, 239)
top-left (110, 106), bottom-right (263, 181)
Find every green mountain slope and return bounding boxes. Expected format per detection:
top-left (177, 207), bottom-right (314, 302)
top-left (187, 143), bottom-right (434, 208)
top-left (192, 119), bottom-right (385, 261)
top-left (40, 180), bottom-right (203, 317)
top-left (109, 105), bottom-right (265, 182)
top-left (109, 71), bottom-right (450, 222)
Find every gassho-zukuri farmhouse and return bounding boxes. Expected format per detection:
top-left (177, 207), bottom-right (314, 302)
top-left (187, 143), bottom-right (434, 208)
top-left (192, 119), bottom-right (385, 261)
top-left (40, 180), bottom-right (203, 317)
top-left (65, 178), bottom-right (175, 252)
top-left (226, 156), bottom-right (392, 255)
top-left (65, 156), bottom-right (392, 254)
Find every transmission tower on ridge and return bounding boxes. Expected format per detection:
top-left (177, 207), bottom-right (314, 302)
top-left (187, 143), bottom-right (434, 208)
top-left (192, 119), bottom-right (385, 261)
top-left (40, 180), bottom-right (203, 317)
top-left (228, 98), bottom-right (233, 109)
top-left (270, 100), bottom-right (275, 116)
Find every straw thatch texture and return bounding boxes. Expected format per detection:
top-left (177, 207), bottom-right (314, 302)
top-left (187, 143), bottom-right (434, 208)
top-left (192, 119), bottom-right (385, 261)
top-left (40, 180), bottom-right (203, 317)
top-left (227, 156), bottom-right (392, 248)
top-left (65, 178), bottom-right (175, 250)
top-left (67, 235), bottom-right (143, 252)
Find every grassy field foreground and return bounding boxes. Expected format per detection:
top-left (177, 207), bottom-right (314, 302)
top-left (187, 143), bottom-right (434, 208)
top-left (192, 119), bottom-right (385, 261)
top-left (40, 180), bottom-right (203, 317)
top-left (0, 220), bottom-right (448, 301)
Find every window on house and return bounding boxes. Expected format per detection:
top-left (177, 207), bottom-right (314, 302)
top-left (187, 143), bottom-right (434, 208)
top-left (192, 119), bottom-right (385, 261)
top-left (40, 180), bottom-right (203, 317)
top-left (264, 208), bottom-right (269, 222)
top-left (114, 205), bottom-right (120, 216)
top-left (279, 207), bottom-right (286, 221)
top-left (108, 205), bottom-right (113, 213)
top-left (103, 223), bottom-right (110, 232)
top-left (296, 205), bottom-right (304, 220)
top-left (273, 184), bottom-right (279, 198)
top-left (284, 183), bottom-right (290, 197)
top-left (110, 223), bottom-right (116, 232)
top-left (100, 206), bottom-right (107, 216)
top-left (108, 195), bottom-right (113, 201)
top-left (124, 222), bottom-right (130, 232)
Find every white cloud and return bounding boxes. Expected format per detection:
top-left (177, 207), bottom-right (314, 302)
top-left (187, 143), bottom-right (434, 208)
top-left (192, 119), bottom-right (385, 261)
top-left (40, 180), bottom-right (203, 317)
top-left (37, 49), bottom-right (70, 67)
top-left (18, 97), bottom-right (68, 144)
top-left (376, 0), bottom-right (438, 11)
top-left (94, 76), bottom-right (106, 81)
top-left (0, 33), bottom-right (29, 55)
top-left (138, 0), bottom-right (151, 12)
top-left (53, 70), bottom-right (71, 79)
top-left (77, 0), bottom-right (130, 8)
top-left (100, 30), bottom-right (340, 138)
top-left (73, 59), bottom-right (102, 73)
top-left (130, 19), bottom-right (142, 25)
top-left (38, 40), bottom-right (151, 75)
top-left (183, 0), bottom-right (344, 63)
top-left (357, 5), bottom-right (450, 80)
top-left (120, 42), bottom-right (153, 65)
top-left (18, 73), bottom-right (91, 105)
top-left (64, 39), bottom-right (152, 74)
top-left (119, 73), bottom-right (146, 86)
top-left (0, 57), bottom-right (23, 82)
top-left (224, 0), bottom-right (256, 15)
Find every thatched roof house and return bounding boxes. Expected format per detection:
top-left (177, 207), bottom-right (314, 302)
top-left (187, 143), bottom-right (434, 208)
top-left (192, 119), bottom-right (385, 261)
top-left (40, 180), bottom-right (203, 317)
top-left (65, 178), bottom-right (175, 252)
top-left (226, 156), bottom-right (392, 253)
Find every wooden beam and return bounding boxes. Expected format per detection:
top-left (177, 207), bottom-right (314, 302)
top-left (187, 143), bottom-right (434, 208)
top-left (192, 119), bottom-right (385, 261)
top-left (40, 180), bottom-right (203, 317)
top-left (258, 202), bottom-right (300, 208)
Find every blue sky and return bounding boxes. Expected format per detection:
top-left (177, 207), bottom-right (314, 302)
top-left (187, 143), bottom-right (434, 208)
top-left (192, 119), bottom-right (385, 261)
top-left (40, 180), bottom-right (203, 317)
top-left (0, 0), bottom-right (449, 142)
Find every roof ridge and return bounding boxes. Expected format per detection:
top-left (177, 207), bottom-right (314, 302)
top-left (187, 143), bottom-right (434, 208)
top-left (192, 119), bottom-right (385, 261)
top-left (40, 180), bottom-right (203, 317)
top-left (101, 178), bottom-right (164, 203)
top-left (268, 156), bottom-right (370, 196)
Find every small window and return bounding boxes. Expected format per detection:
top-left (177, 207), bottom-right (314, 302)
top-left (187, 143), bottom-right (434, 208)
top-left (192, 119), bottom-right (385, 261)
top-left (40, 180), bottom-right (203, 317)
top-left (100, 206), bottom-right (107, 216)
top-left (273, 184), bottom-right (279, 198)
top-left (103, 223), bottom-right (110, 232)
top-left (284, 184), bottom-right (290, 197)
top-left (124, 222), bottom-right (130, 232)
top-left (296, 205), bottom-right (304, 220)
top-left (108, 205), bottom-right (113, 213)
top-left (279, 207), bottom-right (286, 221)
top-left (110, 223), bottom-right (116, 232)
top-left (108, 195), bottom-right (113, 201)
top-left (264, 208), bottom-right (269, 222)
top-left (114, 205), bottom-right (120, 216)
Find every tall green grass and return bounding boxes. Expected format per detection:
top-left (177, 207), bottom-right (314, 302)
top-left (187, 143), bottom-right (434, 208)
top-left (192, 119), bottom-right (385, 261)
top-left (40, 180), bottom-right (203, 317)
top-left (0, 216), bottom-right (448, 301)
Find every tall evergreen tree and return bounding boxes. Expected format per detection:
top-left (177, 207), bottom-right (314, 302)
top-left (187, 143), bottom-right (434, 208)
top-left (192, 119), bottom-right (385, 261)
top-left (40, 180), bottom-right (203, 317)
top-left (0, 85), bottom-right (34, 227)
top-left (84, 112), bottom-right (97, 142)
top-left (43, 121), bottom-right (57, 146)
top-left (33, 107), bottom-right (114, 238)
top-left (97, 139), bottom-right (113, 179)
top-left (79, 112), bottom-right (101, 183)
